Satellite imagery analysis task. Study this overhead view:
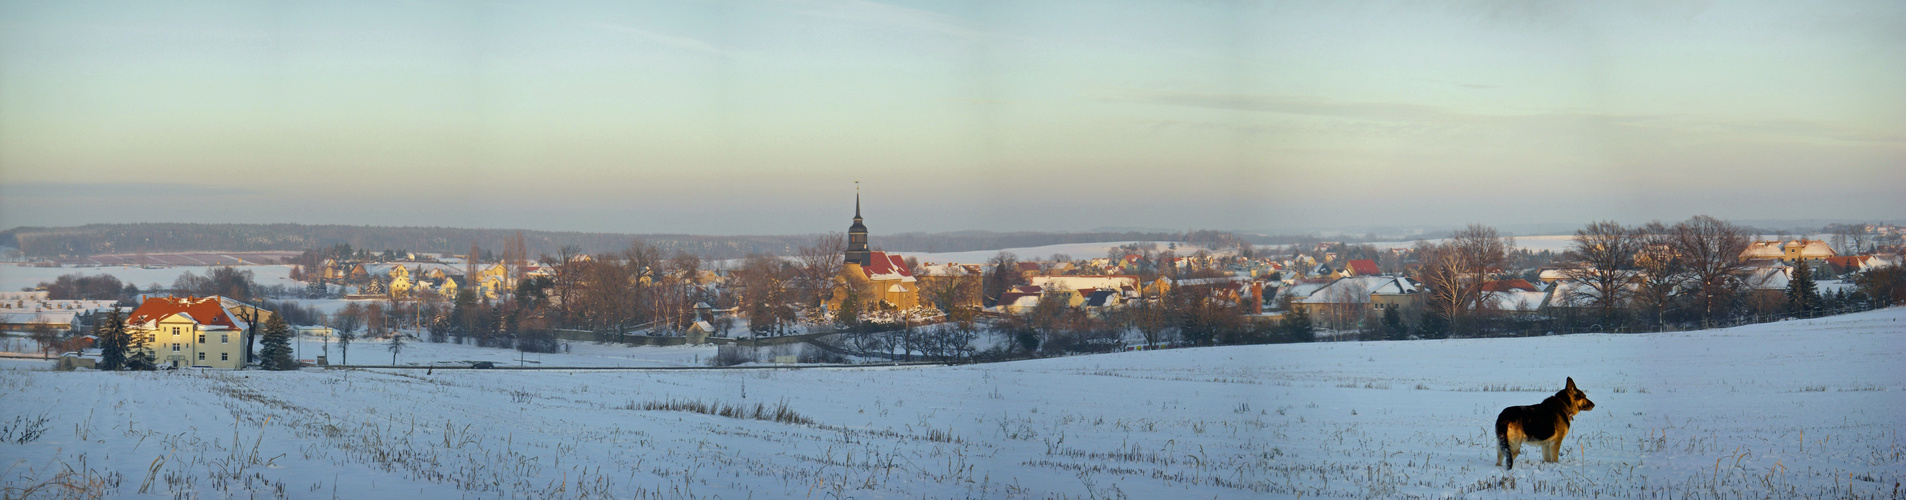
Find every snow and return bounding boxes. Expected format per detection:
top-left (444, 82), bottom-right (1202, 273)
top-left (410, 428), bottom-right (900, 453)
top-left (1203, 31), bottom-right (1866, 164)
top-left (288, 334), bottom-right (719, 368)
top-left (0, 263), bottom-right (301, 293)
top-left (892, 241), bottom-right (1213, 265)
top-left (2, 308), bottom-right (1902, 498)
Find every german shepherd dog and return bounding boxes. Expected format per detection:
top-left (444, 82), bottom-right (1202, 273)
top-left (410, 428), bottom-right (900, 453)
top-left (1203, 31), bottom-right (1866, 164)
top-left (1495, 377), bottom-right (1595, 469)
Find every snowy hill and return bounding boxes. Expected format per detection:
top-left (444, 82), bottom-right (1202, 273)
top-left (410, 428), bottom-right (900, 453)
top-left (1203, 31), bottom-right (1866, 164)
top-left (2, 308), bottom-right (1901, 498)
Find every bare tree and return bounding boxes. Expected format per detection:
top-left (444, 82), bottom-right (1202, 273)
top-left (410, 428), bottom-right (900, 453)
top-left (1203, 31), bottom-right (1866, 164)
top-left (736, 253), bottom-right (796, 335)
top-left (1631, 221), bottom-right (1688, 329)
top-left (983, 252), bottom-right (1022, 307)
top-left (549, 245), bottom-right (585, 327)
top-left (332, 302), bottom-right (364, 364)
top-left (1412, 224), bottom-right (1512, 336)
top-left (28, 323), bottom-right (60, 358)
top-left (1671, 215), bottom-right (1752, 327)
top-left (1561, 221), bottom-right (1642, 325)
top-left (795, 233), bottom-right (846, 309)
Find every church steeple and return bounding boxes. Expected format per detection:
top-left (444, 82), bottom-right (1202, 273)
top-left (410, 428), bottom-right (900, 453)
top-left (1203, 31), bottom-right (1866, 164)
top-left (846, 183), bottom-right (871, 266)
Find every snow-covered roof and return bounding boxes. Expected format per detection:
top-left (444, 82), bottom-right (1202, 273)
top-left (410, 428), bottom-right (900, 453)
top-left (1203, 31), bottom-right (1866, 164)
top-left (127, 296), bottom-right (246, 330)
top-left (1029, 275), bottom-right (1138, 292)
top-left (0, 311), bottom-right (79, 326)
top-left (1297, 276), bottom-right (1421, 304)
top-left (859, 252), bottom-right (917, 282)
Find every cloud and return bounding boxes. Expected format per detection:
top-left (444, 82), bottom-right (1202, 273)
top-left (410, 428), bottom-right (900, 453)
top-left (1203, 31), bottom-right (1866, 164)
top-left (0, 183), bottom-right (261, 198)
top-left (1104, 89), bottom-right (1906, 145)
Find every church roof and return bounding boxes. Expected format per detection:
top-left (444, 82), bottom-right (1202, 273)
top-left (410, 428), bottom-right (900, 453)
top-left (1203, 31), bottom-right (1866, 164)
top-left (860, 251), bottom-right (915, 281)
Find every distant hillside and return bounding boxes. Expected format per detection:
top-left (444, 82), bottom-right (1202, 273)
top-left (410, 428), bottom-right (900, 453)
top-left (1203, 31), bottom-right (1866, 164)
top-left (0, 223), bottom-right (1201, 260)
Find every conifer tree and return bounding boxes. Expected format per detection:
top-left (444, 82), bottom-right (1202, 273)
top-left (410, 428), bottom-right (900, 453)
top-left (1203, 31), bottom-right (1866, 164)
top-left (1786, 261), bottom-right (1821, 317)
top-left (1283, 305), bottom-right (1315, 343)
top-left (96, 309), bottom-right (127, 371)
top-left (124, 324), bottom-right (157, 371)
top-left (1383, 306), bottom-right (1409, 341)
top-left (258, 314), bottom-right (296, 370)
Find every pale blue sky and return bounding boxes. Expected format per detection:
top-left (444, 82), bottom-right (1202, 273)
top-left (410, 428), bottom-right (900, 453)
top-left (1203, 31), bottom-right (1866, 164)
top-left (2, 0), bottom-right (1901, 235)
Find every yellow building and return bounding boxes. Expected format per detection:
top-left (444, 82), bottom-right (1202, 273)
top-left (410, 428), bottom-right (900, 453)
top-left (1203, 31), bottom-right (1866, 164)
top-left (829, 252), bottom-right (921, 312)
top-left (826, 194), bottom-right (921, 314)
top-left (125, 296), bottom-right (258, 369)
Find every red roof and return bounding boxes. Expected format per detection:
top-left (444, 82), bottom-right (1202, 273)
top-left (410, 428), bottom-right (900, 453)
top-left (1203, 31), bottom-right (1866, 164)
top-left (1346, 259), bottom-right (1380, 276)
top-left (1822, 255), bottom-right (1869, 272)
top-left (1017, 262), bottom-right (1042, 272)
top-left (127, 296), bottom-right (243, 329)
top-left (860, 251), bottom-right (914, 278)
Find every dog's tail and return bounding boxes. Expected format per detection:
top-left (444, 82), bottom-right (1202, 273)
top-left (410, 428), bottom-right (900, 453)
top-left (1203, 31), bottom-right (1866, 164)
top-left (1494, 412), bottom-right (1513, 470)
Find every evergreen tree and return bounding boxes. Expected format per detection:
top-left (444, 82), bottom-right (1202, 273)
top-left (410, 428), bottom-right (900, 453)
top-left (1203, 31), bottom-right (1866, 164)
top-left (124, 325), bottom-right (157, 371)
top-left (1383, 306), bottom-right (1409, 341)
top-left (258, 314), bottom-right (296, 370)
top-left (96, 309), bottom-right (127, 370)
top-left (1786, 261), bottom-right (1821, 317)
top-left (1282, 305), bottom-right (1315, 343)
top-left (835, 291), bottom-right (862, 332)
top-left (387, 332), bottom-right (407, 365)
top-left (1418, 310), bottom-right (1451, 339)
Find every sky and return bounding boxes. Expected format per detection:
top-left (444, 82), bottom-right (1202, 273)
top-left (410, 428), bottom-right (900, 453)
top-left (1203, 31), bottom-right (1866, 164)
top-left (1, 0), bottom-right (1902, 236)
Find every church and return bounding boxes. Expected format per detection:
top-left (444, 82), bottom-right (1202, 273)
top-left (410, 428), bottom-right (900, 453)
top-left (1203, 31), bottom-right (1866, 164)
top-left (828, 193), bottom-right (921, 314)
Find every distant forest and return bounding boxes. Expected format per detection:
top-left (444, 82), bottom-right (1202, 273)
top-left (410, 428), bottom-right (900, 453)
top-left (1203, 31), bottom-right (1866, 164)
top-left (0, 223), bottom-right (1244, 260)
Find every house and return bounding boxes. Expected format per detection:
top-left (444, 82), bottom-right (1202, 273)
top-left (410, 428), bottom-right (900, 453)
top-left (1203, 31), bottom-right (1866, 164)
top-left (124, 296), bottom-right (261, 369)
top-left (1293, 276), bottom-right (1425, 329)
top-left (1344, 259), bottom-right (1381, 277)
top-left (1028, 276), bottom-right (1139, 297)
top-left (1740, 239), bottom-right (1837, 263)
top-left (1479, 279), bottom-right (1547, 314)
top-left (0, 292), bottom-right (119, 331)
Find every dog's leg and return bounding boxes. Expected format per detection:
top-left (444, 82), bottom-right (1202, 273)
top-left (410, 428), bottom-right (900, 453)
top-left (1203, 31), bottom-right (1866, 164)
top-left (1496, 433), bottom-right (1507, 468)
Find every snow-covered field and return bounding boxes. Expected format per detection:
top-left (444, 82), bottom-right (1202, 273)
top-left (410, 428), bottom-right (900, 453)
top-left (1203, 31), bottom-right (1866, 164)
top-left (3, 309), bottom-right (1902, 498)
top-left (0, 264), bottom-right (300, 294)
top-left (284, 334), bottom-right (718, 368)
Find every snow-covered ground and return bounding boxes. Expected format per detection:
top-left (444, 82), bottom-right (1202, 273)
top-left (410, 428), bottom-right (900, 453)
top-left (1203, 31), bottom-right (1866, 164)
top-left (0, 263), bottom-right (300, 293)
top-left (3, 308), bottom-right (1902, 498)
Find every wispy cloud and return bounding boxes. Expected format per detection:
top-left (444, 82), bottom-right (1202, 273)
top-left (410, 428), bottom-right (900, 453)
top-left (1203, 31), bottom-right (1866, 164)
top-left (1104, 88), bottom-right (1906, 145)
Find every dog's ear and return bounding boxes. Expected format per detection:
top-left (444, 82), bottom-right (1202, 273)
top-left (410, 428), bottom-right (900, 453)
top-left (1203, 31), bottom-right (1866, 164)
top-left (1566, 377), bottom-right (1576, 390)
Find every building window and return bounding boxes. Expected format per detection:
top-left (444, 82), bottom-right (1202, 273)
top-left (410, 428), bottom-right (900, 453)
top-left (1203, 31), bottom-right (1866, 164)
top-left (171, 343), bottom-right (180, 352)
top-left (197, 352), bottom-right (205, 361)
top-left (198, 334), bottom-right (206, 344)
top-left (171, 327), bottom-right (180, 336)
top-left (221, 334), bottom-right (229, 344)
top-left (221, 352), bottom-right (228, 361)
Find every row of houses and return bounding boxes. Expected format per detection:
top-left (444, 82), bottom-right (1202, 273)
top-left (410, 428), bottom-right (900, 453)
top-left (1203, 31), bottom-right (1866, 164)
top-left (0, 291), bottom-right (120, 332)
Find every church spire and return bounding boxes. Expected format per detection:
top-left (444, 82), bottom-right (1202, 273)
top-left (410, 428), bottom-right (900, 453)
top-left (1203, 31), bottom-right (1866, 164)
top-left (846, 182), bottom-right (870, 266)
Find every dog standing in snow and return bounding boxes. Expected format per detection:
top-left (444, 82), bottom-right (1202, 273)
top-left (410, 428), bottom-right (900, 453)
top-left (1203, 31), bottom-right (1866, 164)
top-left (1495, 377), bottom-right (1595, 469)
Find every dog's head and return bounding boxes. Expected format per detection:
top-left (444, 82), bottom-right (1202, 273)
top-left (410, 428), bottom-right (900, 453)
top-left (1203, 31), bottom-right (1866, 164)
top-left (1563, 377), bottom-right (1595, 414)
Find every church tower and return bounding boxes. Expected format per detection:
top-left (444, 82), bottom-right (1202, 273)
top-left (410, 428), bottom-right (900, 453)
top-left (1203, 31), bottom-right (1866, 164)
top-left (845, 191), bottom-right (872, 266)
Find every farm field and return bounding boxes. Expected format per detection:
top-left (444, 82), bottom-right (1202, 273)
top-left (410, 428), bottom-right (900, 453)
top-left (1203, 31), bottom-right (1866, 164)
top-left (2, 308), bottom-right (1902, 498)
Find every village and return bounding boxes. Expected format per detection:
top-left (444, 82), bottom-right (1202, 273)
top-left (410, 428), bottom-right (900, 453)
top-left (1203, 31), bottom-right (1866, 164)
top-left (6, 204), bottom-right (1903, 371)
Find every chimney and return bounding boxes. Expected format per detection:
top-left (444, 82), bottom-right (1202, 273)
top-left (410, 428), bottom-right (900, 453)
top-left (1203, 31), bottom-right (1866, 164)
top-left (1250, 281), bottom-right (1264, 313)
